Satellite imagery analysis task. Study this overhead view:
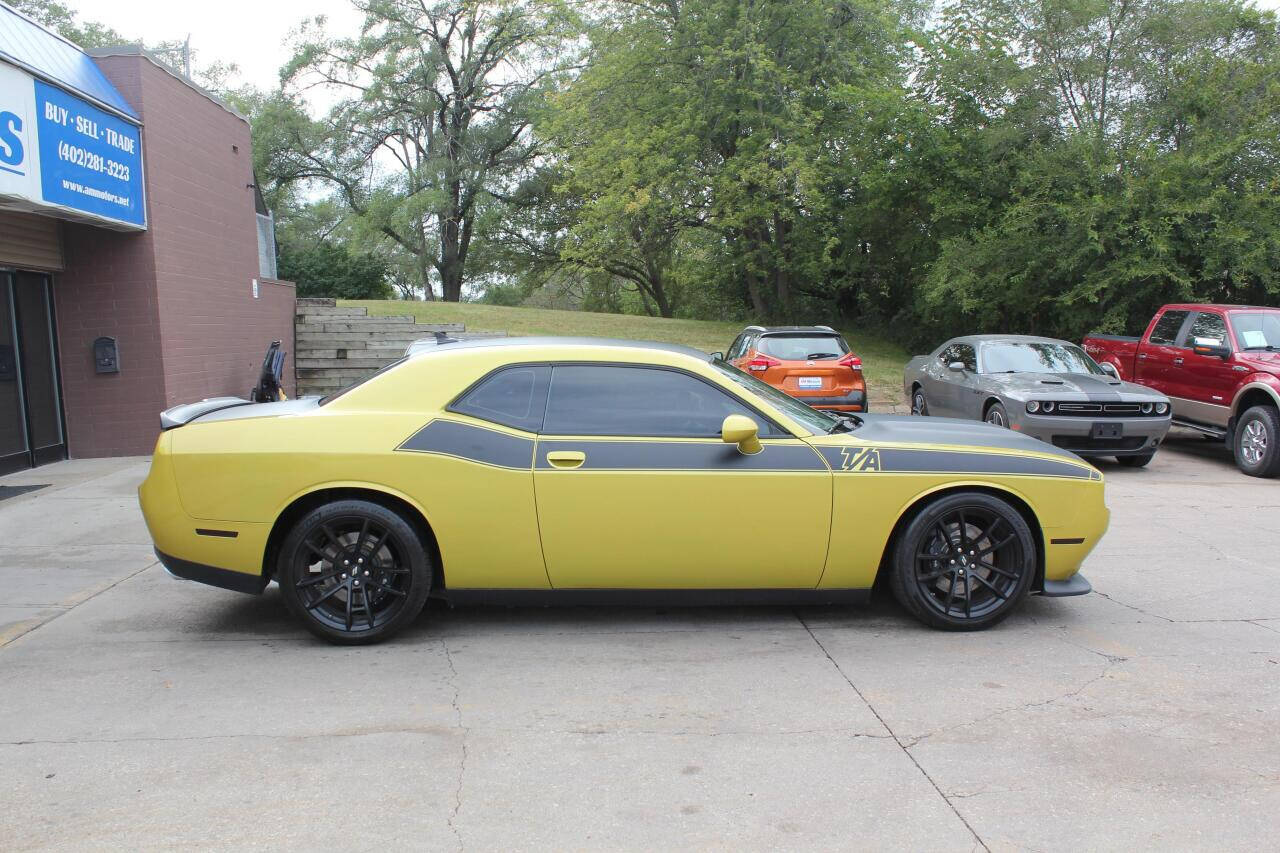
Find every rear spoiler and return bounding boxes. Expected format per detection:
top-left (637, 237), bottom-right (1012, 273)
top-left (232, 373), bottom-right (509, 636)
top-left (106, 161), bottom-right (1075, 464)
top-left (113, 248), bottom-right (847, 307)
top-left (159, 397), bottom-right (252, 430)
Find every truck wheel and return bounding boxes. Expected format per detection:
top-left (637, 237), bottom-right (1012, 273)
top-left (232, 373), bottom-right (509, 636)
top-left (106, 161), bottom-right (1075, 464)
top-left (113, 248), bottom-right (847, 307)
top-left (1234, 406), bottom-right (1280, 478)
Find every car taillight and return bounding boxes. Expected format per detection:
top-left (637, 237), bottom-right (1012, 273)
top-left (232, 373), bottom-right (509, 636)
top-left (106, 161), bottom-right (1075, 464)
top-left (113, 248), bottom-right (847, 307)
top-left (838, 354), bottom-right (862, 370)
top-left (747, 355), bottom-right (781, 372)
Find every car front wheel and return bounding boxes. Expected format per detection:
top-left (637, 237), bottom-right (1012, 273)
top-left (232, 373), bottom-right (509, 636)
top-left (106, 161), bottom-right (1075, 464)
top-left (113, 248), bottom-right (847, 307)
top-left (985, 401), bottom-right (1009, 427)
top-left (889, 492), bottom-right (1036, 630)
top-left (277, 499), bottom-right (433, 644)
top-left (911, 388), bottom-right (929, 416)
top-left (1234, 405), bottom-right (1280, 478)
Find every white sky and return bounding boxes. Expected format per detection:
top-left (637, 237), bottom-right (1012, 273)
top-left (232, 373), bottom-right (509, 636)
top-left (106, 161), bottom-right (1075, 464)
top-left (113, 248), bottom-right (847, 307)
top-left (74, 0), bottom-right (363, 90)
top-left (76, 0), bottom-right (1280, 93)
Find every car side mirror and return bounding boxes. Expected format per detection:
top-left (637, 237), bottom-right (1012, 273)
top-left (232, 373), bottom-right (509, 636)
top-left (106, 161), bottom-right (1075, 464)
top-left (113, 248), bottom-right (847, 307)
top-left (710, 351), bottom-right (725, 361)
top-left (948, 361), bottom-right (966, 372)
top-left (721, 414), bottom-right (762, 455)
top-left (1099, 362), bottom-right (1119, 378)
top-left (1191, 337), bottom-right (1231, 359)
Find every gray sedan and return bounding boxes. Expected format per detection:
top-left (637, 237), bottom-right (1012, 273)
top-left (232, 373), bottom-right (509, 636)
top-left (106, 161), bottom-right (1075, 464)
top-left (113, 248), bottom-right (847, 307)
top-left (903, 335), bottom-right (1172, 466)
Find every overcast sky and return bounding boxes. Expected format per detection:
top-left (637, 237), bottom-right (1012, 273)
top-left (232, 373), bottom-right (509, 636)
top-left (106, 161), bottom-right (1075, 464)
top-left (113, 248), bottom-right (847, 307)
top-left (75, 0), bottom-right (362, 90)
top-left (77, 0), bottom-right (1280, 93)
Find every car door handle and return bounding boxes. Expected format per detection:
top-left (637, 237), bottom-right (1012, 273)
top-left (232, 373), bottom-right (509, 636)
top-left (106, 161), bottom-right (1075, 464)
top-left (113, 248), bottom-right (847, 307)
top-left (546, 450), bottom-right (586, 469)
top-left (1138, 353), bottom-right (1147, 360)
top-left (1173, 357), bottom-right (1183, 366)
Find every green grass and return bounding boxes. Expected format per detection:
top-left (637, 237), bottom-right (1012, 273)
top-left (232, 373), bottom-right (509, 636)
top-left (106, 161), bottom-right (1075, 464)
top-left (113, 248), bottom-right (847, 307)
top-left (343, 300), bottom-right (910, 403)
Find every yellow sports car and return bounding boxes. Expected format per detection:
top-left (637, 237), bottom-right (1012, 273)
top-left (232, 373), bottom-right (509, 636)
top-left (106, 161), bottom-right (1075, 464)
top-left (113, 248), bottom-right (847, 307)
top-left (139, 338), bottom-right (1108, 644)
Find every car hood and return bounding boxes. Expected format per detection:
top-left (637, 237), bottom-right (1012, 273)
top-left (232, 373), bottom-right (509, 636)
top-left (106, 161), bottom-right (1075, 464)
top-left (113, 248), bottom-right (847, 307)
top-left (845, 413), bottom-right (1086, 462)
top-left (1236, 351), bottom-right (1280, 373)
top-left (986, 372), bottom-right (1161, 400)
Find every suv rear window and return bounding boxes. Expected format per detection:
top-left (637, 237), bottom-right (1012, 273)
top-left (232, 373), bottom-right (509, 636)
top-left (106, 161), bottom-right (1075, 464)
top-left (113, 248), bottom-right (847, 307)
top-left (756, 334), bottom-right (849, 361)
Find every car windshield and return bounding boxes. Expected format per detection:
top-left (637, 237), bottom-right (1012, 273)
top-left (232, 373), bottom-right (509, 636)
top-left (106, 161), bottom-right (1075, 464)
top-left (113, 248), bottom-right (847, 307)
top-left (711, 359), bottom-right (841, 434)
top-left (981, 342), bottom-right (1106, 376)
top-left (757, 334), bottom-right (849, 361)
top-left (1230, 311), bottom-right (1280, 350)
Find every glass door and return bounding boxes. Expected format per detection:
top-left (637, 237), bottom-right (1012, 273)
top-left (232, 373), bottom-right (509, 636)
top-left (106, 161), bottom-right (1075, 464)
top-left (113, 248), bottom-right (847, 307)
top-left (0, 271), bottom-right (66, 474)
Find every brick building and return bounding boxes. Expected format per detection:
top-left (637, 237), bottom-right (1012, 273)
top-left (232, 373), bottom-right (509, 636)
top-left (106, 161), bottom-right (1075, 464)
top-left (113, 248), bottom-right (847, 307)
top-left (0, 4), bottom-right (294, 474)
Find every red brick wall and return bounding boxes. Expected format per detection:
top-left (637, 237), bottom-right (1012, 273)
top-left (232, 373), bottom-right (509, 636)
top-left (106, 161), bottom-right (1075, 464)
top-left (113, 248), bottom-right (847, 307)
top-left (54, 54), bottom-right (295, 458)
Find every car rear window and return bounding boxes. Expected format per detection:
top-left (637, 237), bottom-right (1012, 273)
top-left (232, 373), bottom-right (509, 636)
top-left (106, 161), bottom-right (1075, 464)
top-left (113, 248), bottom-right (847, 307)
top-left (756, 334), bottom-right (849, 361)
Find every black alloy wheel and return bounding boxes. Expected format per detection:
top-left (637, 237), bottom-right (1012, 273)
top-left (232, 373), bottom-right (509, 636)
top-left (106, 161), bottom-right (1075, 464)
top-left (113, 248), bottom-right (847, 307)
top-left (912, 388), bottom-right (929, 416)
top-left (890, 492), bottom-right (1036, 630)
top-left (278, 500), bottom-right (432, 644)
top-left (985, 401), bottom-right (1009, 428)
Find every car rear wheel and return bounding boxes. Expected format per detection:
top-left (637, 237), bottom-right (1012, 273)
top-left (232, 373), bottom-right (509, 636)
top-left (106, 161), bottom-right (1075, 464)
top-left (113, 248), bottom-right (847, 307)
top-left (984, 401), bottom-right (1009, 427)
top-left (889, 492), bottom-right (1036, 630)
top-left (911, 388), bottom-right (929, 416)
top-left (1116, 453), bottom-right (1154, 468)
top-left (277, 500), bottom-right (432, 644)
top-left (1234, 405), bottom-right (1280, 478)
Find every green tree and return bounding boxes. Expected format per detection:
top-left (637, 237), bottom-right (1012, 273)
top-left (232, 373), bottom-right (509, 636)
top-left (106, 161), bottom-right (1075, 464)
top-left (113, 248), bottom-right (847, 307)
top-left (281, 0), bottom-right (581, 302)
top-left (277, 242), bottom-right (393, 299)
top-left (913, 0), bottom-right (1280, 343)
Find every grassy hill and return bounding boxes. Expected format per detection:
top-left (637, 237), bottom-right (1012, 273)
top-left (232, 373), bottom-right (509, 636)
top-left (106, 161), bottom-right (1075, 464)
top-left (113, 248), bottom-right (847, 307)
top-left (343, 300), bottom-right (910, 404)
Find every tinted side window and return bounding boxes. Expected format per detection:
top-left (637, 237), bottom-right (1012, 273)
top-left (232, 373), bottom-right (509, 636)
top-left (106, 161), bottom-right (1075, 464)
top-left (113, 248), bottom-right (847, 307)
top-left (451, 365), bottom-right (550, 432)
top-left (955, 344), bottom-right (977, 371)
top-left (1149, 310), bottom-right (1189, 346)
top-left (543, 365), bottom-right (780, 437)
top-left (938, 344), bottom-right (956, 364)
top-left (1187, 312), bottom-right (1228, 345)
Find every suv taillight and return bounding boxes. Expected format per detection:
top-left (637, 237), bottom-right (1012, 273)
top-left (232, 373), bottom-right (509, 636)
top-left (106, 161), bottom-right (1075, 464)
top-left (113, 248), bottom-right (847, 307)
top-left (747, 354), bottom-right (782, 372)
top-left (838, 353), bottom-right (862, 370)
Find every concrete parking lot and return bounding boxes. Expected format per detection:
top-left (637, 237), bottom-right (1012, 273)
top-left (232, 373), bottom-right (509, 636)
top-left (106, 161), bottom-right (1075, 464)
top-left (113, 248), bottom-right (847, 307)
top-left (1, 429), bottom-right (1277, 851)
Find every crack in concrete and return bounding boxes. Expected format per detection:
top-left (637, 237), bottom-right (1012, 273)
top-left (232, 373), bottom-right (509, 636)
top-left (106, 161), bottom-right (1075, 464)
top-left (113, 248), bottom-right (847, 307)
top-left (795, 612), bottom-right (990, 852)
top-left (905, 659), bottom-right (1119, 749)
top-left (1092, 591), bottom-right (1175, 622)
top-left (0, 560), bottom-right (159, 649)
top-left (441, 638), bottom-right (467, 853)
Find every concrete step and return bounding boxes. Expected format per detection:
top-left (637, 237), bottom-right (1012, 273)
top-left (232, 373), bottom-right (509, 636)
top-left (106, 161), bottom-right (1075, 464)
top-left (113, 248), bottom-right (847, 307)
top-left (295, 308), bottom-right (369, 319)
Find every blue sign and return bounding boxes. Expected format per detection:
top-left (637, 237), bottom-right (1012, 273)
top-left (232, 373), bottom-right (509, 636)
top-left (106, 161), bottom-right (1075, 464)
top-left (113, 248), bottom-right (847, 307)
top-left (33, 80), bottom-right (144, 227)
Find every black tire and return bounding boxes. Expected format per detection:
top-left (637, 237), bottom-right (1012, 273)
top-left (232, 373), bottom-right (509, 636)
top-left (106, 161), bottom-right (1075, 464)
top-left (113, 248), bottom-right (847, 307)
top-left (277, 499), bottom-right (432, 644)
top-left (984, 401), bottom-right (1009, 428)
top-left (1116, 453), bottom-right (1154, 468)
top-left (1233, 405), bottom-right (1280, 478)
top-left (911, 387), bottom-right (929, 416)
top-left (889, 492), bottom-right (1036, 631)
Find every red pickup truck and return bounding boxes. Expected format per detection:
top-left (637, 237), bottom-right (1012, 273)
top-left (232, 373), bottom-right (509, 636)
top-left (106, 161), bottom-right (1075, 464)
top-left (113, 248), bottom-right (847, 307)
top-left (1083, 304), bottom-right (1280, 477)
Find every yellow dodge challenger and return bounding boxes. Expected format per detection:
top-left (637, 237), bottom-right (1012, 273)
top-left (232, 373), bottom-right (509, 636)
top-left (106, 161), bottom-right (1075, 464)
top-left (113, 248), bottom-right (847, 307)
top-left (140, 338), bottom-right (1108, 644)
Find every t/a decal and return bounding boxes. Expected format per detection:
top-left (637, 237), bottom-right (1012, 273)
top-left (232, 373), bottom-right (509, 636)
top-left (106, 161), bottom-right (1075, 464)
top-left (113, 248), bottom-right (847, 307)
top-left (839, 447), bottom-right (881, 472)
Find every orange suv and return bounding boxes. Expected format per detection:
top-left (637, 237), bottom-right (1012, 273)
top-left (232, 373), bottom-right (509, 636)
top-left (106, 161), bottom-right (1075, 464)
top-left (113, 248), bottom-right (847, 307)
top-left (725, 325), bottom-right (867, 412)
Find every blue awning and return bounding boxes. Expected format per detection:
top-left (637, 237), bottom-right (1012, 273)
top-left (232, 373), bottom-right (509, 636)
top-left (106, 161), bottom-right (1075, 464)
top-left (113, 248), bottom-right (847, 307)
top-left (0, 3), bottom-right (139, 122)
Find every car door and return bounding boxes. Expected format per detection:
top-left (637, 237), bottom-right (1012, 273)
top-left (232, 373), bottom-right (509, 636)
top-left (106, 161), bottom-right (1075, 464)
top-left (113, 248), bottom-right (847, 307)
top-left (1174, 310), bottom-right (1236, 427)
top-left (1135, 309), bottom-right (1191, 398)
top-left (944, 343), bottom-right (981, 418)
top-left (921, 344), bottom-right (958, 416)
top-left (532, 363), bottom-right (832, 589)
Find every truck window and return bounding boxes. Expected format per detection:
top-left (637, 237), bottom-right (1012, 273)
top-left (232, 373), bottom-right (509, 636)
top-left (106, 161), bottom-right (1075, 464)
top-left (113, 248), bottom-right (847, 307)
top-left (1187, 312), bottom-right (1228, 346)
top-left (1149, 310), bottom-right (1189, 346)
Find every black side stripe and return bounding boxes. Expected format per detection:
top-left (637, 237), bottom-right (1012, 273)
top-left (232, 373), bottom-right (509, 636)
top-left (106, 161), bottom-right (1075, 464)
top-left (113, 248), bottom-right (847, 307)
top-left (535, 440), bottom-right (828, 471)
top-left (816, 446), bottom-right (1093, 480)
top-left (398, 420), bottom-right (535, 470)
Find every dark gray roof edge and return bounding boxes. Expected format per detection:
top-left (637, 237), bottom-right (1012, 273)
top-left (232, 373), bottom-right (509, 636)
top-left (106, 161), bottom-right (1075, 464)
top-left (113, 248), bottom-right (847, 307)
top-left (414, 336), bottom-right (712, 360)
top-left (87, 45), bottom-right (248, 123)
